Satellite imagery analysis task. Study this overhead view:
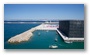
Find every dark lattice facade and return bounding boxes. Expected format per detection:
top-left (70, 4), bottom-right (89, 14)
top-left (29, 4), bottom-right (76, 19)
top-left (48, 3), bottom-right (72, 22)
top-left (59, 20), bottom-right (84, 38)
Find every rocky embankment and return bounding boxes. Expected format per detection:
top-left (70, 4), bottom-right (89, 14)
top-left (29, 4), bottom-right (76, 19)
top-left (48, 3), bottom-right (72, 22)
top-left (8, 28), bottom-right (36, 44)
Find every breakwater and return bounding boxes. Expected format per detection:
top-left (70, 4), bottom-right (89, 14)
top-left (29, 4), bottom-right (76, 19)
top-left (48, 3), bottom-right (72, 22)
top-left (7, 23), bottom-right (57, 43)
top-left (8, 23), bottom-right (84, 44)
top-left (8, 28), bottom-right (36, 43)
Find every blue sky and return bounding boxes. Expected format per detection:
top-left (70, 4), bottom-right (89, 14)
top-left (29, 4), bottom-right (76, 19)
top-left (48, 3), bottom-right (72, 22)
top-left (4, 4), bottom-right (84, 21)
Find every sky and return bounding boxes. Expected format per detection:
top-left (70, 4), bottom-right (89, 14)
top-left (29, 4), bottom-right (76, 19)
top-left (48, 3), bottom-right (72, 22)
top-left (4, 4), bottom-right (84, 21)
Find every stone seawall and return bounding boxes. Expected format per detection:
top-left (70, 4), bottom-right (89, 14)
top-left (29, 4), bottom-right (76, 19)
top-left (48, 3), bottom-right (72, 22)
top-left (8, 28), bottom-right (36, 43)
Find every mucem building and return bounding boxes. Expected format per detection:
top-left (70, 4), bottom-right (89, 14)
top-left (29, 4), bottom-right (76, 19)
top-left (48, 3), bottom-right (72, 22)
top-left (59, 20), bottom-right (84, 38)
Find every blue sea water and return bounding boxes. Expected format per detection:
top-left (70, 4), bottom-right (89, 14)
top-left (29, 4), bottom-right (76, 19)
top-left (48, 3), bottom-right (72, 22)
top-left (4, 23), bottom-right (84, 49)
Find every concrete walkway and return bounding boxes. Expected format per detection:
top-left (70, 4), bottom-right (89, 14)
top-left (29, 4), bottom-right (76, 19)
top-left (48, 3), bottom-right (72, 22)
top-left (8, 23), bottom-right (84, 44)
top-left (56, 29), bottom-right (84, 42)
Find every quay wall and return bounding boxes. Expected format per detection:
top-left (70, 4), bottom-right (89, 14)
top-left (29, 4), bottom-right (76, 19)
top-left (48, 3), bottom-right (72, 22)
top-left (56, 29), bottom-right (84, 42)
top-left (8, 23), bottom-right (84, 44)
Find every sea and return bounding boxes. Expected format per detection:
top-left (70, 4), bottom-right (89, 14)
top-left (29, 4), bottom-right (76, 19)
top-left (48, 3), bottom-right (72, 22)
top-left (4, 21), bottom-right (84, 49)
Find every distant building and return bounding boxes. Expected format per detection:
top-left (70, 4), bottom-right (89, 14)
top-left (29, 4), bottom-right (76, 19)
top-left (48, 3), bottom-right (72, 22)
top-left (59, 20), bottom-right (84, 38)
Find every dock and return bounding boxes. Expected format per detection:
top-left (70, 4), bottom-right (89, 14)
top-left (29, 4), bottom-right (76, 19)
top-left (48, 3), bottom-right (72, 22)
top-left (8, 23), bottom-right (84, 44)
top-left (56, 29), bottom-right (84, 42)
top-left (8, 23), bottom-right (58, 43)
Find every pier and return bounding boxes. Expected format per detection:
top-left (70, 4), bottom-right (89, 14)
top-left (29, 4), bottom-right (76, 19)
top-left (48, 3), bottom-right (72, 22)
top-left (8, 23), bottom-right (58, 43)
top-left (56, 29), bottom-right (84, 42)
top-left (8, 23), bottom-right (84, 43)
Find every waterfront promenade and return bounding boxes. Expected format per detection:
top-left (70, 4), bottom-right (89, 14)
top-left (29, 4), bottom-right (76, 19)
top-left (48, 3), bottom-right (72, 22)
top-left (56, 29), bottom-right (84, 42)
top-left (8, 23), bottom-right (84, 43)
